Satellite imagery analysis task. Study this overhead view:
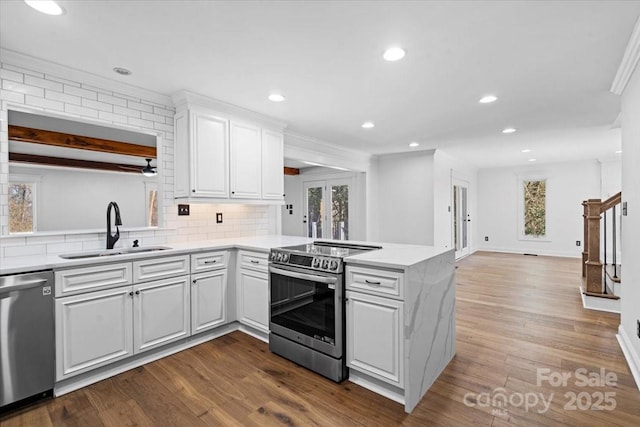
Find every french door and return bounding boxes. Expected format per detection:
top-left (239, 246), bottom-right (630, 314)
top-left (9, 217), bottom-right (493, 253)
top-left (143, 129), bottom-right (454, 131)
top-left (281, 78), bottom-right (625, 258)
top-left (453, 180), bottom-right (470, 259)
top-left (303, 179), bottom-right (351, 240)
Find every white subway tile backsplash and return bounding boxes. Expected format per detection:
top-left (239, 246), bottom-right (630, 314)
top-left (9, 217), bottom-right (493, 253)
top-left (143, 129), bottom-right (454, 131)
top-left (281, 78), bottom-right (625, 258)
top-left (98, 110), bottom-right (128, 124)
top-left (25, 75), bottom-right (63, 92)
top-left (64, 103), bottom-right (99, 118)
top-left (25, 95), bottom-right (64, 111)
top-left (127, 100), bottom-right (153, 113)
top-left (45, 89), bottom-right (82, 105)
top-left (97, 93), bottom-right (128, 107)
top-left (82, 98), bottom-right (113, 112)
top-left (2, 80), bottom-right (44, 97)
top-left (0, 69), bottom-right (23, 83)
top-left (64, 84), bottom-right (98, 100)
top-left (1, 60), bottom-right (277, 252)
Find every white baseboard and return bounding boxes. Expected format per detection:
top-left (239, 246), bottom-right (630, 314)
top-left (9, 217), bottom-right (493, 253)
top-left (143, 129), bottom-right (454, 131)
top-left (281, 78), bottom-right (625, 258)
top-left (579, 285), bottom-right (620, 314)
top-left (348, 370), bottom-right (405, 406)
top-left (478, 246), bottom-right (581, 259)
top-left (617, 325), bottom-right (640, 391)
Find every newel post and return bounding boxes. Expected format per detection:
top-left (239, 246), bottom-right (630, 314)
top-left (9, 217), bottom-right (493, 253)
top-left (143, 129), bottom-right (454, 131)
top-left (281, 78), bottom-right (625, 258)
top-left (582, 201), bottom-right (588, 278)
top-left (585, 199), bottom-right (603, 293)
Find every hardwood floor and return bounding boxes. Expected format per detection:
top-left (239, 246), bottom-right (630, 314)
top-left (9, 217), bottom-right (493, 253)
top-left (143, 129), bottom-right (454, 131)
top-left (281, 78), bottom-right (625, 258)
top-left (2, 251), bottom-right (639, 426)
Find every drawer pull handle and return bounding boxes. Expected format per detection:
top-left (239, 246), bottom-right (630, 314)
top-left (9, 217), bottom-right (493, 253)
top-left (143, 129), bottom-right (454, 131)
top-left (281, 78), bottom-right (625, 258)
top-left (250, 260), bottom-right (260, 264)
top-left (204, 260), bottom-right (217, 264)
top-left (365, 279), bottom-right (381, 286)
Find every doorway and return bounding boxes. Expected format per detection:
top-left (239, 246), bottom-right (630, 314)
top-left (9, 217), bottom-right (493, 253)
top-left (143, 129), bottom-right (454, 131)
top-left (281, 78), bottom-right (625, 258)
top-left (453, 179), bottom-right (470, 259)
top-left (303, 178), bottom-right (351, 240)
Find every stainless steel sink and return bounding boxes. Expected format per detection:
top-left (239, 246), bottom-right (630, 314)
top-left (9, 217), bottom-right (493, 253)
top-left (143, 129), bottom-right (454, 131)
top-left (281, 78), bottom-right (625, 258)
top-left (59, 246), bottom-right (171, 259)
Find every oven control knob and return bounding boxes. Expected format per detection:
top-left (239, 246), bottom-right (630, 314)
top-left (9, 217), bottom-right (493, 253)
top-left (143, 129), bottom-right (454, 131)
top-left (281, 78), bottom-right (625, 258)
top-left (276, 253), bottom-right (283, 262)
top-left (313, 258), bottom-right (321, 268)
top-left (322, 259), bottom-right (329, 269)
top-left (329, 260), bottom-right (338, 271)
top-left (282, 253), bottom-right (290, 262)
top-left (270, 252), bottom-right (276, 261)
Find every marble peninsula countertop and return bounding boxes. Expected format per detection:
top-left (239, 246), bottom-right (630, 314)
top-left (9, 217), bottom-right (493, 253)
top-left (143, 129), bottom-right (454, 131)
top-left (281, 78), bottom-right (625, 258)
top-left (0, 235), bottom-right (451, 275)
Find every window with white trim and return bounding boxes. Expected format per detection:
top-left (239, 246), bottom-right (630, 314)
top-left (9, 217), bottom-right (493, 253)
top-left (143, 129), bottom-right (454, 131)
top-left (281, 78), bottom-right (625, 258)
top-left (8, 177), bottom-right (38, 233)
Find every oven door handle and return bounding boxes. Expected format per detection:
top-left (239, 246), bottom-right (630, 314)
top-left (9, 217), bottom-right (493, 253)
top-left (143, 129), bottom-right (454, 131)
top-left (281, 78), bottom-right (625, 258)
top-left (269, 265), bottom-right (338, 285)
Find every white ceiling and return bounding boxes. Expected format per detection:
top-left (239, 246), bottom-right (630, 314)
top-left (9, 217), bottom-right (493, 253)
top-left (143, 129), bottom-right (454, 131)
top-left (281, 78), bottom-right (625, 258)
top-left (1, 0), bottom-right (638, 168)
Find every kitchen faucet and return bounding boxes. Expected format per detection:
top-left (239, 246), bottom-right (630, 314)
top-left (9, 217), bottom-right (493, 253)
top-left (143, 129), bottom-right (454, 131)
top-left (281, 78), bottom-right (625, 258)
top-left (106, 201), bottom-right (122, 249)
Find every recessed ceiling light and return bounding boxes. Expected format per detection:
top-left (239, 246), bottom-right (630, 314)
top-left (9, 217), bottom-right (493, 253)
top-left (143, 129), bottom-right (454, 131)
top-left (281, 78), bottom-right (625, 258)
top-left (361, 121), bottom-right (375, 129)
top-left (616, 150), bottom-right (622, 154)
top-left (113, 67), bottom-right (132, 76)
top-left (521, 149), bottom-right (531, 153)
top-left (268, 93), bottom-right (285, 102)
top-left (479, 95), bottom-right (498, 104)
top-left (24, 0), bottom-right (64, 15)
top-left (502, 127), bottom-right (517, 134)
top-left (383, 47), bottom-right (406, 61)
top-left (409, 142), bottom-right (420, 148)
top-left (528, 158), bottom-right (537, 162)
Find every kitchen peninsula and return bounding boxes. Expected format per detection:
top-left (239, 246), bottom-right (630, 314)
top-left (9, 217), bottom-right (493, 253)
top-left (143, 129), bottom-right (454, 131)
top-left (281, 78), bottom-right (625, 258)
top-left (0, 236), bottom-right (455, 414)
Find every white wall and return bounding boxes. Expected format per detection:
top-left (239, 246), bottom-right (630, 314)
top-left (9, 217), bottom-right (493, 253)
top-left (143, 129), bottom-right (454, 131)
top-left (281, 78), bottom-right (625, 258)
top-left (619, 58), bottom-right (640, 382)
top-left (601, 159), bottom-right (622, 198)
top-left (372, 150), bottom-right (434, 245)
top-left (433, 150), bottom-right (479, 252)
top-left (282, 174), bottom-right (303, 236)
top-left (0, 53), bottom-right (277, 257)
top-left (476, 160), bottom-right (601, 257)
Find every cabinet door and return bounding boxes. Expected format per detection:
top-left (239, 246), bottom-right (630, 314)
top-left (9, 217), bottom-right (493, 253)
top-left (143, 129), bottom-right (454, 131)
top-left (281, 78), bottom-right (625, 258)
top-left (191, 111), bottom-right (229, 197)
top-left (237, 268), bottom-right (269, 333)
top-left (191, 269), bottom-right (227, 334)
top-left (230, 121), bottom-right (261, 199)
top-left (133, 276), bottom-right (190, 354)
top-left (174, 110), bottom-right (190, 198)
top-left (261, 129), bottom-right (284, 200)
top-left (346, 291), bottom-right (404, 388)
top-left (55, 287), bottom-right (133, 380)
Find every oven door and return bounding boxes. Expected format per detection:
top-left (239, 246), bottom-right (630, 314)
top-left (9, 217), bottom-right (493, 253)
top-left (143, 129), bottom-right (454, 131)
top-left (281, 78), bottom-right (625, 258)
top-left (269, 264), bottom-right (343, 358)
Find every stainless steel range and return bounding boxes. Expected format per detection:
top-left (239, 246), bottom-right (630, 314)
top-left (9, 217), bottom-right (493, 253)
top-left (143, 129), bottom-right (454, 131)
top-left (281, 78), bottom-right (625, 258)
top-left (268, 241), bottom-right (381, 382)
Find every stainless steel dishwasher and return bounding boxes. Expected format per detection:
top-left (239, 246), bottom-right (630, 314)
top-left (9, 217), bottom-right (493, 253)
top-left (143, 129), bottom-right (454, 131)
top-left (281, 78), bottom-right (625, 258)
top-left (0, 270), bottom-right (54, 412)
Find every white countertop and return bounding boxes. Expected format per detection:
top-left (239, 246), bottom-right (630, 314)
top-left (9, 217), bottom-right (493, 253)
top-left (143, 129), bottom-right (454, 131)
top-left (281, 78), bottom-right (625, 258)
top-left (0, 235), bottom-right (452, 275)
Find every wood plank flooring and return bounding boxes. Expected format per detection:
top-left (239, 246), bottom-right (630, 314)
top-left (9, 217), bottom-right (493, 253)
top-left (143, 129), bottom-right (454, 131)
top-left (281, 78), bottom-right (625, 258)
top-left (2, 251), bottom-right (639, 426)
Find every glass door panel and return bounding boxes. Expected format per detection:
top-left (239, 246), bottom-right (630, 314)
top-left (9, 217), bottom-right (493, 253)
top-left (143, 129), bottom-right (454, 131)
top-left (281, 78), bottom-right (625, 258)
top-left (304, 181), bottom-right (324, 238)
top-left (330, 184), bottom-right (349, 240)
top-left (453, 180), bottom-right (470, 259)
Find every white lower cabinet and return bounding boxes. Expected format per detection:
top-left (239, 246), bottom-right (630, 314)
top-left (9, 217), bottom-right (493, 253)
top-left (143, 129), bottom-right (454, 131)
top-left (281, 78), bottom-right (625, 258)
top-left (237, 269), bottom-right (269, 332)
top-left (191, 269), bottom-right (227, 334)
top-left (55, 286), bottom-right (133, 381)
top-left (346, 290), bottom-right (404, 388)
top-left (133, 276), bottom-right (191, 353)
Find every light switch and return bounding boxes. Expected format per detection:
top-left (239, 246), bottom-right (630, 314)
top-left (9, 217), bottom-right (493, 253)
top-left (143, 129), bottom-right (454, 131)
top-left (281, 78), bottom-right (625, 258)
top-left (216, 212), bottom-right (223, 223)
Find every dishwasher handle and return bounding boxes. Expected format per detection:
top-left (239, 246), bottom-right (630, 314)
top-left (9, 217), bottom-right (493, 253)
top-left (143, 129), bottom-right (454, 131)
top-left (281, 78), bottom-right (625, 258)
top-left (0, 278), bottom-right (49, 294)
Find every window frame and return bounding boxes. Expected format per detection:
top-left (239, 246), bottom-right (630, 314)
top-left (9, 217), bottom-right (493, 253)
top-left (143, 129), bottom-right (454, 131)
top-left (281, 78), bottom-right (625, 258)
top-left (517, 174), bottom-right (549, 242)
top-left (8, 173), bottom-right (41, 234)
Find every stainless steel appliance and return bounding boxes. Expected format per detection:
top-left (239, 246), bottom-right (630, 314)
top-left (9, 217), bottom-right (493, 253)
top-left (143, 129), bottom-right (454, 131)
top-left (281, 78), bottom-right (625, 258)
top-left (268, 241), bottom-right (381, 382)
top-left (0, 270), bottom-right (54, 413)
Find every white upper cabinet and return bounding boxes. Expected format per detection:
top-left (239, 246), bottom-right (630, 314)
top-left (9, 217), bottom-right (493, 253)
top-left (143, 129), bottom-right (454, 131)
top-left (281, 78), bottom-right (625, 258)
top-left (174, 109), bottom-right (229, 198)
top-left (261, 129), bottom-right (284, 200)
top-left (173, 91), bottom-right (286, 203)
top-left (230, 121), bottom-right (262, 199)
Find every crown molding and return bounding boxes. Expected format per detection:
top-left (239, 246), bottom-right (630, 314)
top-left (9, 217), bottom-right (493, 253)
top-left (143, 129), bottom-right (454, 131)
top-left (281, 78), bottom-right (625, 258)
top-left (171, 90), bottom-right (287, 131)
top-left (283, 130), bottom-right (372, 172)
top-left (611, 17), bottom-right (640, 95)
top-left (0, 49), bottom-right (172, 106)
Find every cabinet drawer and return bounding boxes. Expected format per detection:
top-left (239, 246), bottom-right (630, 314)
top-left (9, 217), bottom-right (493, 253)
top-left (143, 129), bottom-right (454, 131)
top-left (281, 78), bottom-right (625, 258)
top-left (133, 255), bottom-right (190, 283)
top-left (238, 250), bottom-right (268, 272)
top-left (55, 262), bottom-right (133, 297)
top-left (191, 250), bottom-right (228, 273)
top-left (346, 266), bottom-right (404, 299)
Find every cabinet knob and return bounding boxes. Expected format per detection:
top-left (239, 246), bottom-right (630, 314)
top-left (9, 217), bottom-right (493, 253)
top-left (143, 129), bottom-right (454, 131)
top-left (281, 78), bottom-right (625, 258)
top-left (232, 191), bottom-right (235, 195)
top-left (192, 189), bottom-right (196, 193)
top-left (135, 290), bottom-right (140, 295)
top-left (129, 291), bottom-right (133, 297)
top-left (193, 279), bottom-right (197, 284)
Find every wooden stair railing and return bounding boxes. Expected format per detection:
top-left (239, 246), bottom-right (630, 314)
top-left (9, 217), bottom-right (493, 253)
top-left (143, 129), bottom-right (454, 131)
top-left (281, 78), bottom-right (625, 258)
top-left (582, 192), bottom-right (622, 297)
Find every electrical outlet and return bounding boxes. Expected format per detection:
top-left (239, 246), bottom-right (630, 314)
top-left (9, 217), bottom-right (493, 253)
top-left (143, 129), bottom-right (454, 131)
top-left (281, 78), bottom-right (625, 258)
top-left (178, 204), bottom-right (190, 216)
top-left (484, 236), bottom-right (489, 242)
top-left (216, 212), bottom-right (223, 223)
top-left (576, 240), bottom-right (581, 247)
